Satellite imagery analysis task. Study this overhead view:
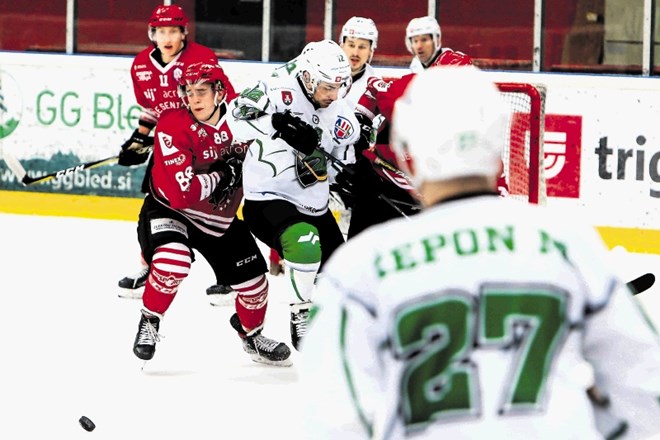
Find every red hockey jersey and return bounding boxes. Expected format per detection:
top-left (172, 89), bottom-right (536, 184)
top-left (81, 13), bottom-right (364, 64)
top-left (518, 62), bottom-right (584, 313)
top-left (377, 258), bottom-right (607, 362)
top-left (130, 42), bottom-right (236, 126)
top-left (149, 104), bottom-right (248, 237)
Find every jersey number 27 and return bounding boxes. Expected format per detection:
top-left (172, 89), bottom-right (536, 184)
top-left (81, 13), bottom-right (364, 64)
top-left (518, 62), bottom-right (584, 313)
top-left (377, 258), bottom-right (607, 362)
top-left (392, 285), bottom-right (568, 432)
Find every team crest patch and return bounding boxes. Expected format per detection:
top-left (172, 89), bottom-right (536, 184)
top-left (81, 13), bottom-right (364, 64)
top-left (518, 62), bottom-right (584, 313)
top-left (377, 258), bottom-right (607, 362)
top-left (334, 116), bottom-right (354, 140)
top-left (282, 91), bottom-right (293, 106)
top-left (158, 132), bottom-right (179, 156)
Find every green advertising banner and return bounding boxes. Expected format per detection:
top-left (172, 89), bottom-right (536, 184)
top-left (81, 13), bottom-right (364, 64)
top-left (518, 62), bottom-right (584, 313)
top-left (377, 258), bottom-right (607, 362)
top-left (0, 53), bottom-right (145, 197)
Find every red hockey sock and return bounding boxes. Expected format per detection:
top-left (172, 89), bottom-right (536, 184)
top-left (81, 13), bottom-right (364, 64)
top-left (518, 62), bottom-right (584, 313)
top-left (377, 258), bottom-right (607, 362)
top-left (269, 247), bottom-right (281, 265)
top-left (143, 243), bottom-right (191, 315)
top-left (234, 274), bottom-right (269, 332)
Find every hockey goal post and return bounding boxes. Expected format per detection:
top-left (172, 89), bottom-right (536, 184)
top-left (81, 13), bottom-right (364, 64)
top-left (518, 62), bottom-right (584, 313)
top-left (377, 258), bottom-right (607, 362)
top-left (495, 82), bottom-right (547, 205)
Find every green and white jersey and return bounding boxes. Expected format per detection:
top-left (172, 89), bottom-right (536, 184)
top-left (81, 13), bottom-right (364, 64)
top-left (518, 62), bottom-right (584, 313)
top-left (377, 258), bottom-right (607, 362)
top-left (231, 65), bottom-right (359, 216)
top-left (298, 196), bottom-right (660, 439)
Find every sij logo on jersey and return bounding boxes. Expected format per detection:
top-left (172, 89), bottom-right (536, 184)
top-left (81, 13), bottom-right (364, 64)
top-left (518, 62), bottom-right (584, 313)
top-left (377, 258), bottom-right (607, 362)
top-left (282, 91), bottom-right (293, 106)
top-left (158, 132), bottom-right (179, 156)
top-left (334, 116), bottom-right (354, 140)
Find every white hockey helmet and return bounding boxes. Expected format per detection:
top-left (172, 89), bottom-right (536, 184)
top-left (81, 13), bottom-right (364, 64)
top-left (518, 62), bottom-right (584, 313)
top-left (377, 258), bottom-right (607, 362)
top-left (405, 16), bottom-right (441, 54)
top-left (391, 66), bottom-right (507, 187)
top-left (340, 16), bottom-right (379, 50)
top-left (299, 40), bottom-right (352, 98)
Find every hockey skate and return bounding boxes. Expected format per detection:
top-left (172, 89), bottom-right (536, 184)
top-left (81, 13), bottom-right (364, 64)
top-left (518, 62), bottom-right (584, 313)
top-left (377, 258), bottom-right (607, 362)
top-left (133, 309), bottom-right (162, 361)
top-left (290, 301), bottom-right (311, 351)
top-left (206, 284), bottom-right (237, 307)
top-left (229, 313), bottom-right (292, 367)
top-left (118, 266), bottom-right (149, 299)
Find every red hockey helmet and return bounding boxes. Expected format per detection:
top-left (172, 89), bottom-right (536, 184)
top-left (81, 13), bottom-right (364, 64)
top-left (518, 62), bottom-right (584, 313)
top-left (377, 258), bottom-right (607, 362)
top-left (178, 62), bottom-right (227, 107)
top-left (149, 5), bottom-right (188, 28)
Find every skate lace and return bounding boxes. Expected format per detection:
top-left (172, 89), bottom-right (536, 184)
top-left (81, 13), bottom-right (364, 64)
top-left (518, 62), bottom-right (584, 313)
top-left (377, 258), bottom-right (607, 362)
top-left (132, 266), bottom-right (149, 280)
top-left (137, 318), bottom-right (161, 345)
top-left (294, 318), bottom-right (307, 337)
top-left (292, 311), bottom-right (309, 337)
top-left (253, 334), bottom-right (281, 353)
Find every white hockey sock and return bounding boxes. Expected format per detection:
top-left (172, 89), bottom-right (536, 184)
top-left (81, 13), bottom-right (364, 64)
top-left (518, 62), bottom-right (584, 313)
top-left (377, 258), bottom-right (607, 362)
top-left (284, 260), bottom-right (319, 304)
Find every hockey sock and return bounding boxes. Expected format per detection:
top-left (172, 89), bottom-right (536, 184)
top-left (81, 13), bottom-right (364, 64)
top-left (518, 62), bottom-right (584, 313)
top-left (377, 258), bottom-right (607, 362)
top-left (142, 242), bottom-right (191, 314)
top-left (269, 247), bottom-right (281, 265)
top-left (280, 222), bottom-right (321, 303)
top-left (233, 274), bottom-right (269, 332)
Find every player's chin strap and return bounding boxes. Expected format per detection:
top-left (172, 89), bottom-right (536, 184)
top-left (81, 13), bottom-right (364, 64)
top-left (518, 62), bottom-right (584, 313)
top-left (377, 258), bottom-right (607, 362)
top-left (200, 98), bottom-right (226, 123)
top-left (203, 104), bottom-right (220, 122)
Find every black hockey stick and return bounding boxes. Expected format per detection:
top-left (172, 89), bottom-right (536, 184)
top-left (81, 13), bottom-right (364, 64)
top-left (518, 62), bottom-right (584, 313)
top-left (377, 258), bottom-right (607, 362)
top-left (627, 272), bottom-right (655, 295)
top-left (21, 155), bottom-right (119, 185)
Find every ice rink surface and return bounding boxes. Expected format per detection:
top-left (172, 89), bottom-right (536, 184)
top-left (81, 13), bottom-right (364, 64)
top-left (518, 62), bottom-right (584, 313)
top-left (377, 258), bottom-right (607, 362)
top-left (1, 212), bottom-right (659, 439)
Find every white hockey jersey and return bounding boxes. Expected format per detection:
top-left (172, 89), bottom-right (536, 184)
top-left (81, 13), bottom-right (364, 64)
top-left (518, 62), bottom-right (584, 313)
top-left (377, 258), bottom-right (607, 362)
top-left (231, 69), bottom-right (360, 216)
top-left (297, 196), bottom-right (660, 439)
top-left (344, 63), bottom-right (380, 110)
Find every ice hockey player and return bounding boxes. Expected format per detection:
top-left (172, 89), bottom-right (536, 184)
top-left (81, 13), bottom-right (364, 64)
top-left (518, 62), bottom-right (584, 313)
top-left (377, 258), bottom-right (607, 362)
top-left (116, 4), bottom-right (236, 304)
top-left (298, 66), bottom-right (660, 439)
top-left (339, 20), bottom-right (475, 238)
top-left (338, 16), bottom-right (381, 107)
top-left (132, 62), bottom-right (290, 367)
top-left (406, 15), bottom-right (472, 73)
top-left (231, 40), bottom-right (360, 350)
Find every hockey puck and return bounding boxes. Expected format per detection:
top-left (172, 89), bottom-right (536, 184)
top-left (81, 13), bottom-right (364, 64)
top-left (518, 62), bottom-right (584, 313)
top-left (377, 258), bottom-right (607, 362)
top-left (79, 416), bottom-right (96, 432)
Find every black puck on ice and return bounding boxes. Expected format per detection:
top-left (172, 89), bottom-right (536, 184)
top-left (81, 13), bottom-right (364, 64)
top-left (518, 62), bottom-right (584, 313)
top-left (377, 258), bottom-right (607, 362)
top-left (79, 416), bottom-right (96, 432)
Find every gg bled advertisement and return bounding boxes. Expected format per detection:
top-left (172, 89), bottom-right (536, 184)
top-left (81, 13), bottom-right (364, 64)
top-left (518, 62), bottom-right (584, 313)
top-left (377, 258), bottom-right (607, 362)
top-left (1, 51), bottom-right (660, 251)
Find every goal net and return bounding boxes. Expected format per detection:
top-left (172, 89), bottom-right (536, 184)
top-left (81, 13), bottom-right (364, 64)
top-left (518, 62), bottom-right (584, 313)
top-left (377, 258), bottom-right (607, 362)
top-left (496, 82), bottom-right (547, 205)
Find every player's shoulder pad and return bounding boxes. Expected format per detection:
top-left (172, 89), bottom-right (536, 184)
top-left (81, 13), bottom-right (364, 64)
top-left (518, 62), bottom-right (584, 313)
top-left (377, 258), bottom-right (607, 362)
top-left (436, 48), bottom-right (473, 66)
top-left (365, 77), bottom-right (393, 97)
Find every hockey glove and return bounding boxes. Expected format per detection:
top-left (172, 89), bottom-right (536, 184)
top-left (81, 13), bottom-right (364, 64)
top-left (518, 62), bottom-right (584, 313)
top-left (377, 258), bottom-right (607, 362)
top-left (232, 82), bottom-right (270, 120)
top-left (354, 112), bottom-right (373, 154)
top-left (334, 158), bottom-right (388, 199)
top-left (271, 110), bottom-right (319, 156)
top-left (333, 163), bottom-right (358, 196)
top-left (208, 157), bottom-right (243, 207)
top-left (118, 129), bottom-right (154, 166)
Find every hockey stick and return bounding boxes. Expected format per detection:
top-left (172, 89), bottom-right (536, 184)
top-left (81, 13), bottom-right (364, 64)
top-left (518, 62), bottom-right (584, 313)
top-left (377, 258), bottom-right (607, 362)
top-left (627, 272), bottom-right (655, 296)
top-left (0, 144), bottom-right (28, 182)
top-left (21, 155), bottom-right (119, 185)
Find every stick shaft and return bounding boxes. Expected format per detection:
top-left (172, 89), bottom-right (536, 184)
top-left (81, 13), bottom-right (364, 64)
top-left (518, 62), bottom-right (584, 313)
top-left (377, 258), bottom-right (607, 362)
top-left (22, 155), bottom-right (119, 185)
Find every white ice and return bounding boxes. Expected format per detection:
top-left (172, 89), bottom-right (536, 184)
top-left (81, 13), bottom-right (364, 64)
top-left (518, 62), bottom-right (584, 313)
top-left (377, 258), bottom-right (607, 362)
top-left (0, 212), bottom-right (659, 439)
